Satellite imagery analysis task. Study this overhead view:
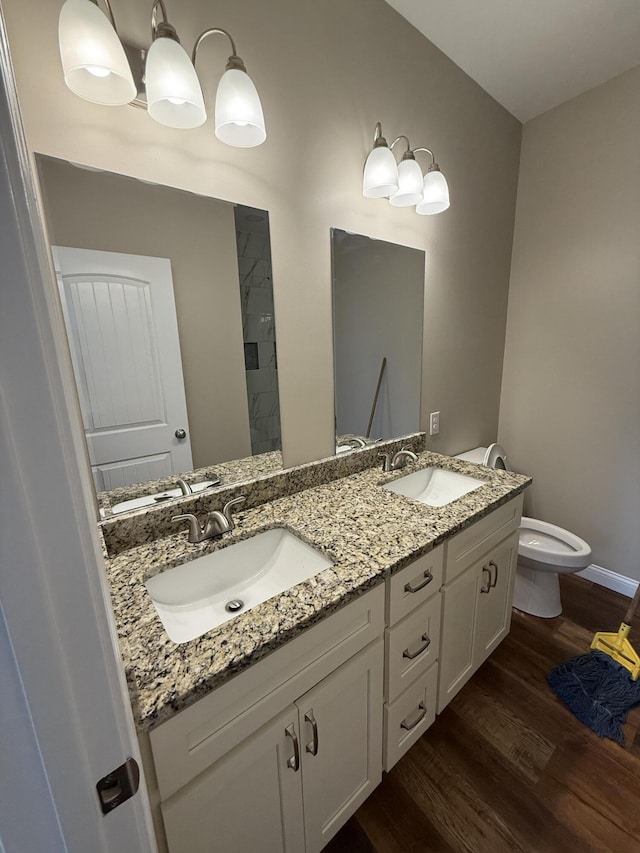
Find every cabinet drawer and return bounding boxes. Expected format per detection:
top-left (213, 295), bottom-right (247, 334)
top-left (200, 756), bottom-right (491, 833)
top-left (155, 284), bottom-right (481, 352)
top-left (150, 585), bottom-right (384, 801)
top-left (385, 593), bottom-right (441, 702)
top-left (387, 545), bottom-right (443, 625)
top-left (444, 494), bottom-right (523, 583)
top-left (384, 662), bottom-right (438, 771)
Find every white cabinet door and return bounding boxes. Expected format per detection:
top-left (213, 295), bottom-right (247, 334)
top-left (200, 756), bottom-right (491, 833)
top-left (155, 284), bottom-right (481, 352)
top-left (297, 638), bottom-right (383, 853)
top-left (161, 705), bottom-right (305, 853)
top-left (475, 531), bottom-right (518, 665)
top-left (437, 562), bottom-right (481, 713)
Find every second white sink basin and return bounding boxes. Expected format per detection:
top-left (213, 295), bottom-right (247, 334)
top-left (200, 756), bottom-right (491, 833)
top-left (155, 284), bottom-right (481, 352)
top-left (383, 466), bottom-right (486, 507)
top-left (145, 528), bottom-right (334, 643)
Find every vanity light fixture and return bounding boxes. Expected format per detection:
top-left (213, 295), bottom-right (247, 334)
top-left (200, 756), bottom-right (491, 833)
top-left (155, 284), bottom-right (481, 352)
top-left (57, 0), bottom-right (266, 147)
top-left (363, 123), bottom-right (450, 215)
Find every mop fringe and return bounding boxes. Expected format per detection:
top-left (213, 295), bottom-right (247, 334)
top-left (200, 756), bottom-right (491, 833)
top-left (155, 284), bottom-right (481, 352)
top-left (547, 650), bottom-right (640, 744)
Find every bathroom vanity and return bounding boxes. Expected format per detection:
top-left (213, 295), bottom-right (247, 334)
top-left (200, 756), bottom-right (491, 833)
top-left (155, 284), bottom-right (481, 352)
top-left (102, 440), bottom-right (529, 853)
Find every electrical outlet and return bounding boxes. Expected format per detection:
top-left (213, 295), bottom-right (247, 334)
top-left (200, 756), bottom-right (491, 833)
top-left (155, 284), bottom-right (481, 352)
top-left (430, 411), bottom-right (440, 436)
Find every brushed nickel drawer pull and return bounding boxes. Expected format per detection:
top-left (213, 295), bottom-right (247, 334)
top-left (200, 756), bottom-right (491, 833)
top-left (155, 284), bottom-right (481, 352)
top-left (285, 724), bottom-right (300, 772)
top-left (304, 709), bottom-right (319, 756)
top-left (400, 702), bottom-right (427, 731)
top-left (403, 633), bottom-right (431, 660)
top-left (404, 570), bottom-right (433, 594)
top-left (480, 566), bottom-right (491, 593)
top-left (489, 559), bottom-right (498, 588)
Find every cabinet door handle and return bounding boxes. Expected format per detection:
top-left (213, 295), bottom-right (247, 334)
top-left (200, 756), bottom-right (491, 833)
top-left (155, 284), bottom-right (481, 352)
top-left (400, 702), bottom-right (427, 731)
top-left (489, 560), bottom-right (498, 588)
top-left (285, 723), bottom-right (300, 771)
top-left (304, 710), bottom-right (319, 756)
top-left (404, 570), bottom-right (433, 594)
top-left (402, 633), bottom-right (431, 660)
top-left (480, 566), bottom-right (491, 593)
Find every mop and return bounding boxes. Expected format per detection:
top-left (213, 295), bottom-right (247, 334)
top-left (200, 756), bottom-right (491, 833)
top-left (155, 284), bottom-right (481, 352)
top-left (547, 583), bottom-right (640, 744)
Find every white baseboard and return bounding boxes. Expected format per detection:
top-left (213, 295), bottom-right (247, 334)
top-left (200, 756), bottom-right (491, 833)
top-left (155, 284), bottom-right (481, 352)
top-left (577, 564), bottom-right (639, 598)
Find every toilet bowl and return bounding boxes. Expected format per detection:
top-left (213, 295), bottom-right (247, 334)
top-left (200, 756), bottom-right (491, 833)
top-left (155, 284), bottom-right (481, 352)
top-left (454, 444), bottom-right (592, 618)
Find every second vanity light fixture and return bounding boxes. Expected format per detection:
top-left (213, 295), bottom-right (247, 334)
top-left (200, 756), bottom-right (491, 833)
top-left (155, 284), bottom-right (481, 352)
top-left (58, 0), bottom-right (266, 147)
top-left (363, 123), bottom-right (449, 215)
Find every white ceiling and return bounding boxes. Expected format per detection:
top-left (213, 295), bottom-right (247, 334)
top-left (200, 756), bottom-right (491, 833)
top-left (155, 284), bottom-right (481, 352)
top-left (385, 0), bottom-right (640, 122)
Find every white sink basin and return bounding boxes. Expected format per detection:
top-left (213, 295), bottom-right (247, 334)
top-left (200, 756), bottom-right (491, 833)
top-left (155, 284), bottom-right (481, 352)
top-left (383, 467), bottom-right (486, 507)
top-left (111, 481), bottom-right (217, 514)
top-left (145, 528), bottom-right (334, 643)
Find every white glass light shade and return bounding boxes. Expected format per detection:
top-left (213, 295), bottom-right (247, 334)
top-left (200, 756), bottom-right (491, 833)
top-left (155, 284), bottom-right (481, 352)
top-left (58, 0), bottom-right (135, 105)
top-left (389, 158), bottom-right (424, 207)
top-left (215, 69), bottom-right (266, 147)
top-left (363, 145), bottom-right (398, 198)
top-left (145, 37), bottom-right (206, 129)
top-left (416, 169), bottom-right (450, 215)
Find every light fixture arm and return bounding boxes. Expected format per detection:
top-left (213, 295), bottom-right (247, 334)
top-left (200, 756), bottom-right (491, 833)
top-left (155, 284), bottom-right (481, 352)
top-left (192, 28), bottom-right (245, 72)
top-left (151, 0), bottom-right (179, 42)
top-left (390, 135), bottom-right (411, 154)
top-left (89, 0), bottom-right (117, 31)
top-left (412, 146), bottom-right (440, 170)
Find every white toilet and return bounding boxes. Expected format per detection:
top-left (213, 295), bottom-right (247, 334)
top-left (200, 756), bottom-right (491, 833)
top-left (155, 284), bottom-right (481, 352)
top-left (455, 444), bottom-right (592, 618)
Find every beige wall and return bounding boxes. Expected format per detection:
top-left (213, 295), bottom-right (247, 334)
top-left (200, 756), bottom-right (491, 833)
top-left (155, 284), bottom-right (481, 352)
top-left (38, 157), bottom-right (251, 468)
top-left (499, 65), bottom-right (640, 581)
top-left (3, 0), bottom-right (522, 467)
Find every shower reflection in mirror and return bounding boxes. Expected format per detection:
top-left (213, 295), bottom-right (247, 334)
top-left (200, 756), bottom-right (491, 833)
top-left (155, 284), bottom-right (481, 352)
top-left (331, 229), bottom-right (425, 450)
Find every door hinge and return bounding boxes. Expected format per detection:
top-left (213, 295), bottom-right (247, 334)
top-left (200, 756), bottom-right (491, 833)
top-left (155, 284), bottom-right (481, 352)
top-left (96, 756), bottom-right (140, 815)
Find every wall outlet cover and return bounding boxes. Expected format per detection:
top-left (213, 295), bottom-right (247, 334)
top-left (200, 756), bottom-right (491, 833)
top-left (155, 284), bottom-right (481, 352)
top-left (430, 411), bottom-right (440, 436)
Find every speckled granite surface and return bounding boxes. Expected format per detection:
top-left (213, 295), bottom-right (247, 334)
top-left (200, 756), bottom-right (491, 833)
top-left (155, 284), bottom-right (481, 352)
top-left (97, 450), bottom-right (284, 515)
top-left (104, 449), bottom-right (531, 733)
top-left (100, 433), bottom-right (426, 557)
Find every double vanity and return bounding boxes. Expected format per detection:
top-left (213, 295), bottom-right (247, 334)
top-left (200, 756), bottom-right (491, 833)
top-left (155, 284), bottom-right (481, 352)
top-left (100, 434), bottom-right (530, 853)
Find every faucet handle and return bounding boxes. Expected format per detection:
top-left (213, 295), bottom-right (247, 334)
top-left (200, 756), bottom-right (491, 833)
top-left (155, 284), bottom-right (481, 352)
top-left (222, 496), bottom-right (246, 525)
top-left (378, 452), bottom-right (392, 472)
top-left (172, 513), bottom-right (203, 543)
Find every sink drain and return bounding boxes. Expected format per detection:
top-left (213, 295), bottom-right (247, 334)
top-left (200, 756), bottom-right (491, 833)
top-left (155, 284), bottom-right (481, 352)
top-left (225, 599), bottom-right (244, 613)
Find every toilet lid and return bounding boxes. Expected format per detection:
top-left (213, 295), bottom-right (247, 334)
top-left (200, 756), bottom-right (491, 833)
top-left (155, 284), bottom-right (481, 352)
top-left (483, 443), bottom-right (509, 470)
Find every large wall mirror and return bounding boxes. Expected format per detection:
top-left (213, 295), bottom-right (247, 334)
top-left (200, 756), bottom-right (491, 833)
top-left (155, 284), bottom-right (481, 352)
top-left (37, 155), bottom-right (282, 513)
top-left (331, 229), bottom-right (425, 444)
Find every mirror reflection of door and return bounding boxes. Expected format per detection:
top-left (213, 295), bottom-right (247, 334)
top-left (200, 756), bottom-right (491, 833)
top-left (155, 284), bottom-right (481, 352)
top-left (52, 246), bottom-right (193, 490)
top-left (332, 230), bottom-right (425, 441)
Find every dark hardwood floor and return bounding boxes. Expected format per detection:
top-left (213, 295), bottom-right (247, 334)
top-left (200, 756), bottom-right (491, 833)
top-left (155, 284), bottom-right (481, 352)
top-left (328, 574), bottom-right (640, 853)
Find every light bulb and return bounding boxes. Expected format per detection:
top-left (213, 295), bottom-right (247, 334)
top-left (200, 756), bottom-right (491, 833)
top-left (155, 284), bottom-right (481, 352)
top-left (215, 68), bottom-right (266, 147)
top-left (416, 169), bottom-right (450, 215)
top-left (145, 37), bottom-right (206, 129)
top-left (363, 144), bottom-right (398, 198)
top-left (389, 157), bottom-right (424, 207)
top-left (86, 65), bottom-right (111, 78)
top-left (58, 0), bottom-right (136, 105)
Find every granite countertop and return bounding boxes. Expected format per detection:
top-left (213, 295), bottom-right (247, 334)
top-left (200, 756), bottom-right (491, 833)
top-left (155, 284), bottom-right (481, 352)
top-left (105, 450), bottom-right (531, 733)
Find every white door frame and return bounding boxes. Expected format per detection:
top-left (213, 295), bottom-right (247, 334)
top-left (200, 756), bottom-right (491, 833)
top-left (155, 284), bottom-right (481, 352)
top-left (0, 8), bottom-right (156, 851)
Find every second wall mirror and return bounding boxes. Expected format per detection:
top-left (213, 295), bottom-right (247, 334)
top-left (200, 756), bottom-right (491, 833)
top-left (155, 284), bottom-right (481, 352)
top-left (331, 228), bottom-right (425, 447)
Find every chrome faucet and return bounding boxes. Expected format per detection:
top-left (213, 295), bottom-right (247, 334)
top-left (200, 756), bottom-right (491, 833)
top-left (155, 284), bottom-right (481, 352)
top-left (176, 477), bottom-right (193, 496)
top-left (172, 496), bottom-right (246, 543)
top-left (345, 436), bottom-right (367, 448)
top-left (379, 447), bottom-right (418, 473)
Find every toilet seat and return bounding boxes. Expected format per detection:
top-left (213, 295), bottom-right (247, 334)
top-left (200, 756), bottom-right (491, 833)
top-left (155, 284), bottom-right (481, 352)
top-left (518, 517), bottom-right (591, 570)
top-left (483, 443), bottom-right (509, 470)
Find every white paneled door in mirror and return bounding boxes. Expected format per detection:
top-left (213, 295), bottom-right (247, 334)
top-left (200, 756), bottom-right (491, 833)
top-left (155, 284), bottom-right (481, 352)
top-left (53, 247), bottom-right (193, 490)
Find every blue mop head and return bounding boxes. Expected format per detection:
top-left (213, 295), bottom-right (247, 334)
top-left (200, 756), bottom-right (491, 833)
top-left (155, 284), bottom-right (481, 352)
top-left (547, 650), bottom-right (640, 744)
